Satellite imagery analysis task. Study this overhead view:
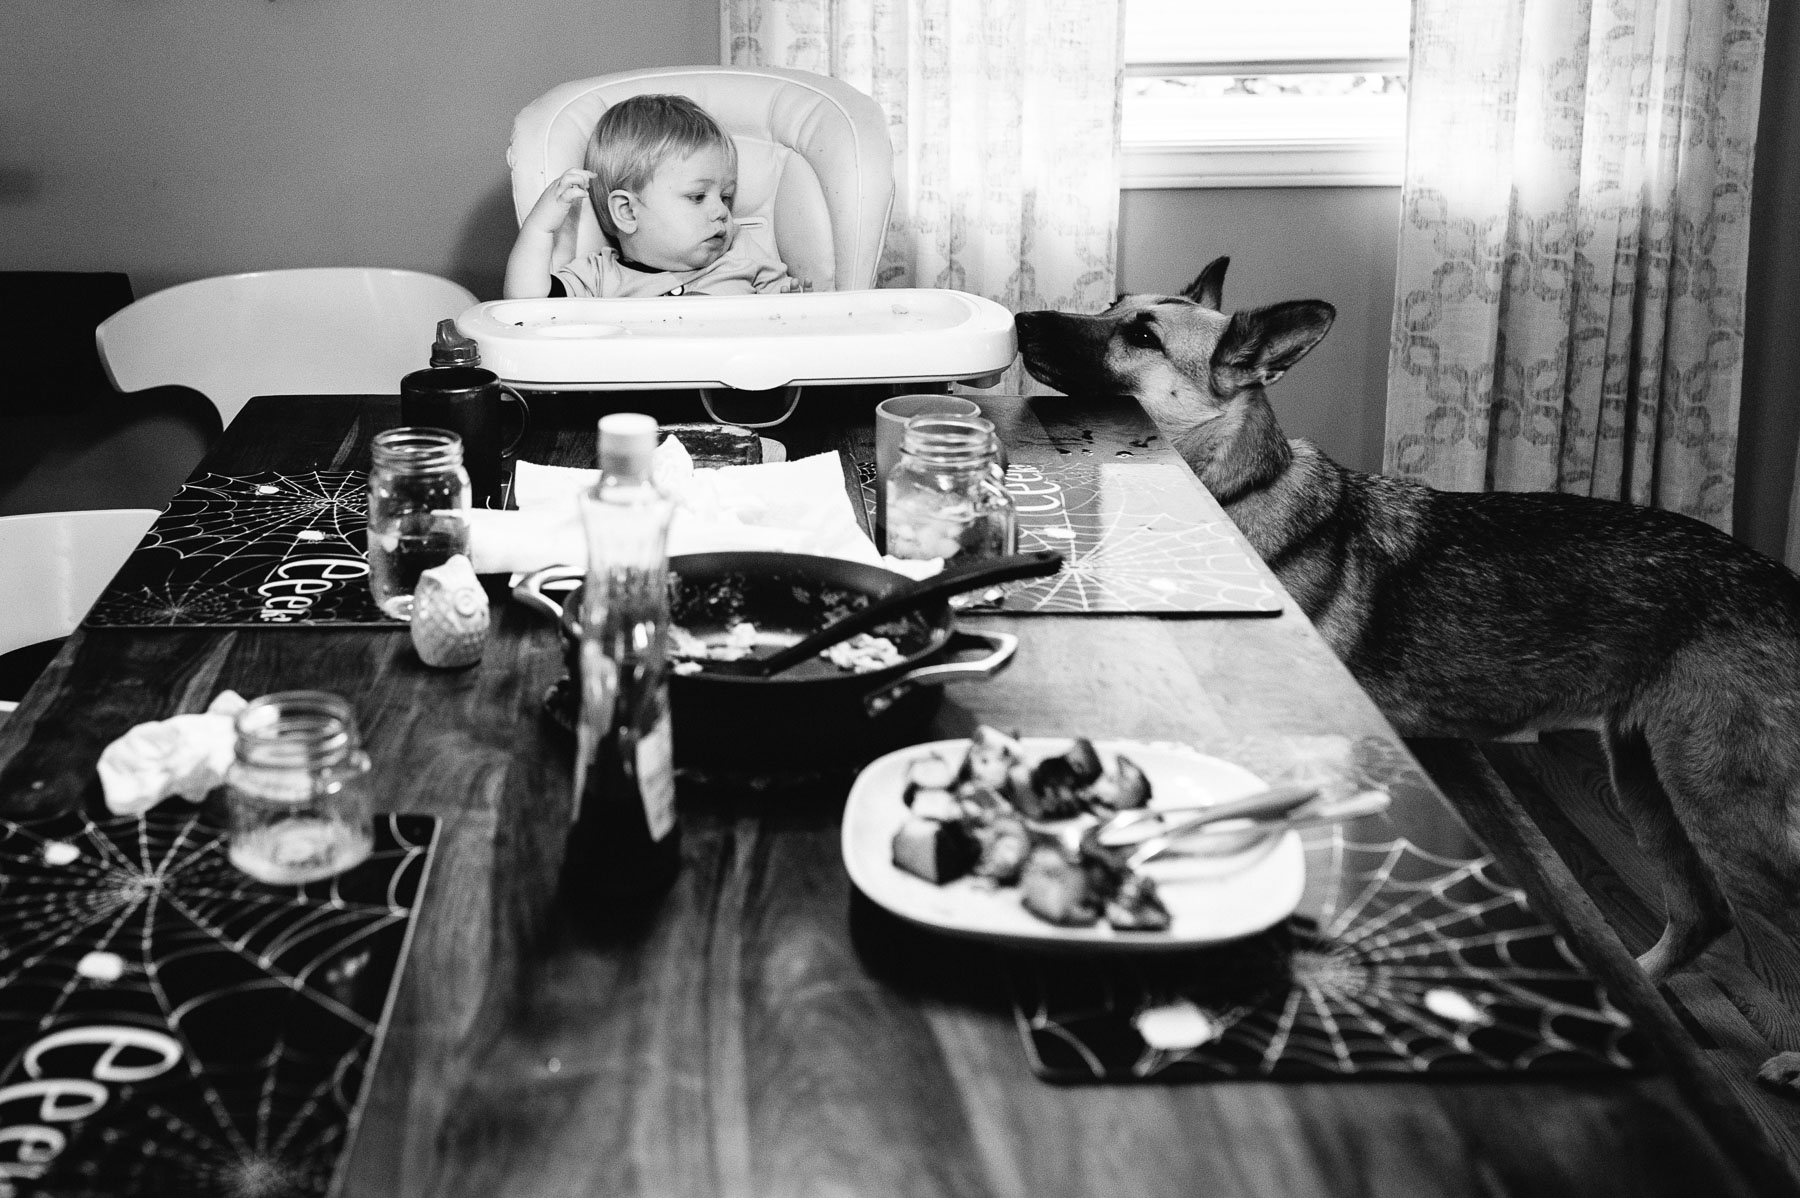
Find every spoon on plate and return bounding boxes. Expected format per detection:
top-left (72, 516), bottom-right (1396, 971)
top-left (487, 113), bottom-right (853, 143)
top-left (703, 550), bottom-right (1063, 677)
top-left (1120, 788), bottom-right (1392, 868)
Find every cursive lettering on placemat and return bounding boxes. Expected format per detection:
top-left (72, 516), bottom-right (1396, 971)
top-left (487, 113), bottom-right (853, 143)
top-left (0, 810), bottom-right (438, 1194)
top-left (86, 471), bottom-right (390, 628)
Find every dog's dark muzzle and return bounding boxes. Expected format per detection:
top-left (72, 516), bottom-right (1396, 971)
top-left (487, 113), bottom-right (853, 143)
top-left (1014, 310), bottom-right (1109, 394)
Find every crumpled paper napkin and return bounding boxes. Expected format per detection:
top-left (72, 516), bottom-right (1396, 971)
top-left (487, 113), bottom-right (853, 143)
top-left (97, 690), bottom-right (248, 815)
top-left (457, 435), bottom-right (939, 577)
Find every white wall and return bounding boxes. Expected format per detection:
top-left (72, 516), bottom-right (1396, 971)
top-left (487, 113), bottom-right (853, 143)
top-left (0, 0), bottom-right (720, 301)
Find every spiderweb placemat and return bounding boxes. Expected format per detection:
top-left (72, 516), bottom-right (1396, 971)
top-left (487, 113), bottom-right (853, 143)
top-left (86, 471), bottom-right (390, 628)
top-left (0, 809), bottom-right (438, 1195)
top-left (1008, 733), bottom-right (1649, 1081)
top-left (851, 453), bottom-right (1284, 615)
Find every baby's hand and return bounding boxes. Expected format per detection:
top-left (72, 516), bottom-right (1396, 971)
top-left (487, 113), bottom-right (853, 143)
top-left (524, 169), bottom-right (596, 230)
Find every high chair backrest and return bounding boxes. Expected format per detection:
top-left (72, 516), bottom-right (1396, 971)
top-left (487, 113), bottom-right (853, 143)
top-left (509, 66), bottom-right (894, 292)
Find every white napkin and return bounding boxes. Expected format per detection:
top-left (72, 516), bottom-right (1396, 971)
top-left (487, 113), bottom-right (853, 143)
top-left (458, 435), bottom-right (921, 575)
top-left (98, 690), bottom-right (248, 815)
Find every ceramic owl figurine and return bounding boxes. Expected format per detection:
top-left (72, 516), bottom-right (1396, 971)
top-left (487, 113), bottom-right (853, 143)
top-left (410, 553), bottom-right (489, 668)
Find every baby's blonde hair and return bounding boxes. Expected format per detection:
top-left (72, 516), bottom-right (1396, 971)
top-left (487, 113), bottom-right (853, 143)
top-left (584, 94), bottom-right (736, 240)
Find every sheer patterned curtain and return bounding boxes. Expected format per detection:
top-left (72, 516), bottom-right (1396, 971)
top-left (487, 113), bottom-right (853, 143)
top-left (1385, 0), bottom-right (1767, 528)
top-left (723, 0), bottom-right (1123, 393)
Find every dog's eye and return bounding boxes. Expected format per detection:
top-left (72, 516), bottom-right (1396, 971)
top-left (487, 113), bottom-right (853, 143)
top-left (1122, 321), bottom-right (1161, 350)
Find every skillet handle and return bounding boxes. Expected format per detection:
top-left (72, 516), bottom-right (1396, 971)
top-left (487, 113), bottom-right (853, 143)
top-left (863, 630), bottom-right (1019, 717)
top-left (512, 564), bottom-right (585, 622)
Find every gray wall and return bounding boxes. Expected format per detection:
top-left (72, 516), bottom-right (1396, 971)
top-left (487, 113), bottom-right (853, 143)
top-left (1118, 187), bottom-right (1400, 476)
top-left (0, 0), bottom-right (720, 301)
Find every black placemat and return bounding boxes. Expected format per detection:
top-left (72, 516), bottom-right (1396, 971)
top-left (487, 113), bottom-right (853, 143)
top-left (1012, 826), bottom-right (1648, 1081)
top-left (85, 469), bottom-right (517, 630)
top-left (0, 809), bottom-right (438, 1195)
top-left (1008, 734), bottom-right (1648, 1082)
top-left (86, 471), bottom-right (390, 628)
top-left (853, 456), bottom-right (1284, 615)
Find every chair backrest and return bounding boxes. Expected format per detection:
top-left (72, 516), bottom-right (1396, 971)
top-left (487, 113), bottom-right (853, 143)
top-left (509, 66), bottom-right (894, 293)
top-left (95, 268), bottom-right (479, 429)
top-left (0, 508), bottom-right (159, 658)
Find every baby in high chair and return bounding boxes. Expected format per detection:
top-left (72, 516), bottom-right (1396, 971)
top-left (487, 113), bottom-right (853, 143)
top-left (504, 93), bottom-right (804, 299)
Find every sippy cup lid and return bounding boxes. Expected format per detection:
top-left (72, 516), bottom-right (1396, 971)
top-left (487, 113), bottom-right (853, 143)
top-left (429, 318), bottom-right (481, 368)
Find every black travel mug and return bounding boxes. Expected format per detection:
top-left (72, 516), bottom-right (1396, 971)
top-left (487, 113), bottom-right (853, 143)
top-left (400, 321), bottom-right (528, 508)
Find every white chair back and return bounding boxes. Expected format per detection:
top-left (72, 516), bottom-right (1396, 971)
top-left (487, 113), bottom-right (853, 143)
top-left (95, 268), bottom-right (478, 429)
top-left (0, 508), bottom-right (159, 659)
top-left (509, 66), bottom-right (894, 293)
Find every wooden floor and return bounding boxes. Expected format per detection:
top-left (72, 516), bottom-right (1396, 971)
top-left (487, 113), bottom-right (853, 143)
top-left (1415, 731), bottom-right (1800, 1189)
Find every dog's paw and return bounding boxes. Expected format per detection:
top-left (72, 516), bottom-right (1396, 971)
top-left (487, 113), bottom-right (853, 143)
top-left (1757, 1052), bottom-right (1800, 1094)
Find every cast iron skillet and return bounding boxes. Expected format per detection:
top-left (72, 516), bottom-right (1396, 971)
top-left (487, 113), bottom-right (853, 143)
top-left (514, 552), bottom-right (1018, 771)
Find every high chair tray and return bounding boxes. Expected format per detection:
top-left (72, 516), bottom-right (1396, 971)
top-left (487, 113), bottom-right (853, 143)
top-left (456, 288), bottom-right (1017, 392)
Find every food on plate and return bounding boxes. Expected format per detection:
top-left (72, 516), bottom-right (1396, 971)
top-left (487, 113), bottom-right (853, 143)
top-left (903, 754), bottom-right (962, 821)
top-left (891, 814), bottom-right (980, 883)
top-left (1102, 870), bottom-right (1173, 932)
top-left (957, 724), bottom-right (1021, 790)
top-left (968, 810), bottom-right (1031, 883)
top-left (889, 727), bottom-right (1174, 932)
top-left (1019, 845), bottom-right (1102, 926)
top-left (1085, 754), bottom-right (1151, 810)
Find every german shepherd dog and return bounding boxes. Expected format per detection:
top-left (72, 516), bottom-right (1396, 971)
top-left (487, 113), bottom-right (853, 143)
top-left (1015, 257), bottom-right (1800, 993)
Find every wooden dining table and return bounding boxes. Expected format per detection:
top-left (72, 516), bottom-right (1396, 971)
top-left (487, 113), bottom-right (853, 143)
top-left (0, 387), bottom-right (1789, 1198)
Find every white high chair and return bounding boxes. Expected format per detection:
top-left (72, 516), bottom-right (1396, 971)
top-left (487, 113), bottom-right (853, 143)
top-left (508, 65), bottom-right (895, 294)
top-left (96, 268), bottom-right (479, 430)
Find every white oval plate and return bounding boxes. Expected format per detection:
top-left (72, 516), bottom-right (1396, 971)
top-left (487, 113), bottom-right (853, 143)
top-left (841, 738), bottom-right (1306, 951)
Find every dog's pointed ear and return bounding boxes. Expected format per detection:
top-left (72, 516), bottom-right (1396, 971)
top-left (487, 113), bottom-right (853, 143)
top-left (1182, 257), bottom-right (1230, 310)
top-left (1211, 300), bottom-right (1336, 393)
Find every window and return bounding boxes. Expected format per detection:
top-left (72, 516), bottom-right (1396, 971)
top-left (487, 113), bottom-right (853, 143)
top-left (1122, 0), bottom-right (1411, 189)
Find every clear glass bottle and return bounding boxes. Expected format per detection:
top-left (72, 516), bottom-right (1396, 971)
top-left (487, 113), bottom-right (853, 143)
top-left (367, 427), bottom-right (472, 620)
top-left (567, 412), bottom-right (681, 906)
top-left (225, 691), bottom-right (374, 885)
top-left (885, 414), bottom-right (1018, 562)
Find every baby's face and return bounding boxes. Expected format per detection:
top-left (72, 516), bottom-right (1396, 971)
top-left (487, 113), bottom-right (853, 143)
top-left (618, 144), bottom-right (737, 272)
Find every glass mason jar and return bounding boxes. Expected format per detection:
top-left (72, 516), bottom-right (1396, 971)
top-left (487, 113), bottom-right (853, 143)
top-left (225, 691), bottom-right (375, 885)
top-left (366, 427), bottom-right (472, 620)
top-left (885, 414), bottom-right (1018, 562)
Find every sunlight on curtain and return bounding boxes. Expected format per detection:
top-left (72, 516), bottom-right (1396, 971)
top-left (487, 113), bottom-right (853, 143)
top-left (1385, 0), bottom-right (1767, 529)
top-left (724, 0), bottom-right (1123, 393)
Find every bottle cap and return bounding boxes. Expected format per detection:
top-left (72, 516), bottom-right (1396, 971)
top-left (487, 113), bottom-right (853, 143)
top-left (429, 318), bottom-right (481, 368)
top-left (597, 413), bottom-right (659, 477)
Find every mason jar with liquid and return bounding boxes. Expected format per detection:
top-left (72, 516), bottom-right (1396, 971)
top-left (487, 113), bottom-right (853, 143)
top-left (366, 427), bottom-right (472, 620)
top-left (884, 414), bottom-right (1017, 562)
top-left (225, 690), bottom-right (374, 885)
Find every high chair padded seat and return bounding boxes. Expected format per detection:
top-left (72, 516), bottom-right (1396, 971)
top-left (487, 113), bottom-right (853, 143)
top-left (95, 268), bottom-right (479, 430)
top-left (509, 66), bottom-right (894, 293)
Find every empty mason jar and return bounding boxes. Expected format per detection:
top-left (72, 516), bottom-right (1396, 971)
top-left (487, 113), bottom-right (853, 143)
top-left (225, 691), bottom-right (374, 885)
top-left (885, 414), bottom-right (1017, 562)
top-left (367, 427), bottom-right (472, 620)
